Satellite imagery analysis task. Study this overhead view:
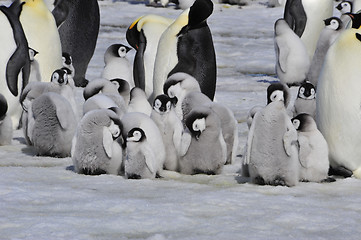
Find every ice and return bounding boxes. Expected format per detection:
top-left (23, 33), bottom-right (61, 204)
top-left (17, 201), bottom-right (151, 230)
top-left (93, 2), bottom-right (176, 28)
top-left (1, 1), bottom-right (361, 239)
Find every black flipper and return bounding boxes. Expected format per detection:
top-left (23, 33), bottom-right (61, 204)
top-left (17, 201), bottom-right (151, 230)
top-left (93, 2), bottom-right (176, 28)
top-left (0, 1), bottom-right (30, 97)
top-left (52, 0), bottom-right (69, 27)
top-left (328, 165), bottom-right (353, 178)
top-left (133, 29), bottom-right (146, 91)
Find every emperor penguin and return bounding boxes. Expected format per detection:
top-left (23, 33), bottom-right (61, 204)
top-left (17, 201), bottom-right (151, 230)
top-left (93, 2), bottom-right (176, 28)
top-left (336, 1), bottom-right (353, 27)
top-left (163, 72), bottom-right (201, 120)
top-left (0, 1), bottom-right (31, 128)
top-left (126, 14), bottom-right (173, 98)
top-left (121, 112), bottom-right (166, 179)
top-left (52, 0), bottom-right (100, 87)
top-left (31, 92), bottom-right (77, 157)
top-left (28, 48), bottom-right (41, 83)
top-left (150, 94), bottom-right (184, 171)
top-left (101, 44), bottom-right (134, 88)
top-left (274, 18), bottom-right (310, 86)
top-left (20, 0), bottom-right (63, 84)
top-left (307, 17), bottom-right (344, 87)
top-left (72, 109), bottom-right (123, 175)
top-left (292, 82), bottom-right (316, 118)
top-left (292, 114), bottom-right (331, 182)
top-left (245, 83), bottom-right (299, 186)
top-left (152, 0), bottom-right (216, 101)
top-left (110, 78), bottom-right (131, 106)
top-left (0, 94), bottom-right (13, 145)
top-left (316, 13), bottom-right (361, 178)
top-left (180, 106), bottom-right (227, 175)
top-left (283, 0), bottom-right (333, 60)
top-left (127, 87), bottom-right (152, 116)
top-left (62, 52), bottom-right (75, 88)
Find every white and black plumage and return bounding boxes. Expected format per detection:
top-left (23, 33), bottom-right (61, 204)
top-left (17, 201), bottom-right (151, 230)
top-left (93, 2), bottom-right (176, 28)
top-left (62, 52), bottom-right (76, 88)
top-left (72, 108), bottom-right (123, 175)
top-left (307, 17), bottom-right (344, 87)
top-left (28, 47), bottom-right (41, 83)
top-left (292, 113), bottom-right (331, 182)
top-left (336, 1), bottom-right (353, 27)
top-left (101, 44), bottom-right (134, 88)
top-left (31, 92), bottom-right (77, 157)
top-left (245, 83), bottom-right (299, 186)
top-left (180, 106), bottom-right (227, 175)
top-left (151, 94), bottom-right (184, 171)
top-left (293, 82), bottom-right (316, 118)
top-left (121, 112), bottom-right (165, 179)
top-left (0, 94), bottom-right (12, 145)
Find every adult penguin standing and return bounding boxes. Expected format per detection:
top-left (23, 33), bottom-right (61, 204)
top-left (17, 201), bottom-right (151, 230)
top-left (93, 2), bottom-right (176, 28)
top-left (283, 0), bottom-right (333, 60)
top-left (152, 0), bottom-right (216, 101)
top-left (52, 0), bottom-right (100, 87)
top-left (0, 1), bottom-right (30, 127)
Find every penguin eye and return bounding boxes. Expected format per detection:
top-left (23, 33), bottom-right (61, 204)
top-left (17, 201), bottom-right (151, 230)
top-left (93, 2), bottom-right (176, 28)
top-left (154, 99), bottom-right (162, 109)
top-left (300, 87), bottom-right (305, 94)
top-left (270, 90), bottom-right (284, 102)
top-left (292, 119), bottom-right (301, 130)
top-left (166, 101), bottom-right (171, 110)
top-left (311, 88), bottom-right (315, 96)
top-left (62, 56), bottom-right (66, 64)
top-left (29, 49), bottom-right (35, 60)
top-left (118, 47), bottom-right (126, 57)
top-left (52, 72), bottom-right (59, 82)
top-left (133, 131), bottom-right (141, 140)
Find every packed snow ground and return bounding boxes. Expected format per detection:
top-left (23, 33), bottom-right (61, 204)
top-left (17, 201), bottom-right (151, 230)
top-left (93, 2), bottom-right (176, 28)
top-left (1, 1), bottom-right (361, 239)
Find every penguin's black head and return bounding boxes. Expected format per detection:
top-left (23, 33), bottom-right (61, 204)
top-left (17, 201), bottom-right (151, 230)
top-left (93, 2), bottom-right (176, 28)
top-left (51, 69), bottom-right (68, 85)
top-left (109, 44), bottom-right (131, 58)
top-left (126, 18), bottom-right (142, 50)
top-left (336, 1), bottom-right (352, 13)
top-left (28, 48), bottom-right (38, 62)
top-left (153, 94), bottom-right (172, 114)
top-left (348, 12), bottom-right (361, 29)
top-left (0, 94), bottom-right (8, 122)
top-left (163, 79), bottom-right (182, 106)
top-left (61, 67), bottom-right (72, 75)
top-left (297, 82), bottom-right (316, 100)
top-left (324, 17), bottom-right (343, 31)
top-left (267, 83), bottom-right (289, 106)
top-left (291, 113), bottom-right (314, 132)
top-left (62, 52), bottom-right (72, 65)
top-left (110, 78), bottom-right (130, 95)
top-left (186, 111), bottom-right (208, 140)
top-left (127, 127), bottom-right (146, 143)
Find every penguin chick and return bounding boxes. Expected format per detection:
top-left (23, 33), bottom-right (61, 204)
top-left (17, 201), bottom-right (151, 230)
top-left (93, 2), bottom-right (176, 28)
top-left (151, 94), bottom-right (184, 171)
top-left (28, 47), bottom-right (41, 83)
top-left (0, 94), bottom-right (13, 145)
top-left (336, 1), bottom-right (353, 27)
top-left (245, 83), bottom-right (299, 186)
top-left (293, 82), bottom-right (316, 118)
top-left (101, 43), bottom-right (134, 88)
top-left (274, 18), bottom-right (310, 86)
top-left (110, 78), bottom-right (131, 106)
top-left (292, 113), bottom-right (330, 182)
top-left (72, 109), bottom-right (123, 175)
top-left (180, 106), bottom-right (227, 175)
top-left (83, 94), bottom-right (126, 118)
top-left (127, 87), bottom-right (152, 116)
top-left (307, 17), bottom-right (343, 87)
top-left (62, 52), bottom-right (76, 88)
top-left (31, 92), bottom-right (77, 157)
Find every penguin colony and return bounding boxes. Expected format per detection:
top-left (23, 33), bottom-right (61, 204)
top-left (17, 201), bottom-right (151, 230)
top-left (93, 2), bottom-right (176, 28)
top-left (0, 0), bottom-right (360, 186)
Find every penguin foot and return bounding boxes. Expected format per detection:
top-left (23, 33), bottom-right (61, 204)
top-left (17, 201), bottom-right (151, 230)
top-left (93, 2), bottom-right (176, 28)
top-left (81, 168), bottom-right (107, 175)
top-left (270, 176), bottom-right (286, 186)
top-left (321, 177), bottom-right (336, 183)
top-left (74, 77), bottom-right (89, 88)
top-left (193, 169), bottom-right (216, 175)
top-left (127, 173), bottom-right (142, 179)
top-left (254, 176), bottom-right (265, 185)
top-left (328, 166), bottom-right (353, 178)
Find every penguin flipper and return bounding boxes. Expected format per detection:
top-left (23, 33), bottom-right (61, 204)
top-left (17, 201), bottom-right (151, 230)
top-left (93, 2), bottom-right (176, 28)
top-left (133, 30), bottom-right (146, 91)
top-left (143, 144), bottom-right (157, 174)
top-left (278, 43), bottom-right (289, 73)
top-left (283, 0), bottom-right (306, 37)
top-left (52, 2), bottom-right (69, 27)
top-left (245, 111), bottom-right (258, 165)
top-left (283, 118), bottom-right (298, 157)
top-left (102, 127), bottom-right (113, 158)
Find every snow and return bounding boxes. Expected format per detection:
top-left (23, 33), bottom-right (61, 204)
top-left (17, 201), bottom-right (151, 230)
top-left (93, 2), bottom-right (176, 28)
top-left (1, 1), bottom-right (361, 239)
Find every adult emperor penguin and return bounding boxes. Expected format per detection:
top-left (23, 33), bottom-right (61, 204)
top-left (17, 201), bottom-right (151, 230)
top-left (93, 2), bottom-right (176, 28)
top-left (180, 106), bottom-right (227, 175)
top-left (0, 1), bottom-right (31, 128)
top-left (292, 114), bottom-right (331, 182)
top-left (72, 109), bottom-right (123, 175)
top-left (20, 0), bottom-right (63, 84)
top-left (101, 44), bottom-right (134, 88)
top-left (245, 83), bottom-right (299, 186)
top-left (317, 13), bottom-right (361, 178)
top-left (52, 0), bottom-right (100, 87)
top-left (0, 94), bottom-right (13, 145)
top-left (283, 0), bottom-right (333, 60)
top-left (307, 17), bottom-right (344, 87)
top-left (292, 82), bottom-right (316, 118)
top-left (126, 14), bottom-right (173, 98)
top-left (152, 0), bottom-right (216, 101)
top-left (31, 92), bottom-right (76, 157)
top-left (121, 112), bottom-right (166, 179)
top-left (151, 94), bottom-right (184, 171)
top-left (274, 18), bottom-right (310, 86)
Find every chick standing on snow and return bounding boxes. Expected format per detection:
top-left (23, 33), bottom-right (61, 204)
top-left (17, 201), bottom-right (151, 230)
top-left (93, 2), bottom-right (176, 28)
top-left (292, 114), bottom-right (332, 182)
top-left (245, 83), bottom-right (299, 186)
top-left (151, 94), bottom-right (184, 171)
top-left (0, 94), bottom-right (13, 145)
top-left (72, 109), bottom-right (123, 175)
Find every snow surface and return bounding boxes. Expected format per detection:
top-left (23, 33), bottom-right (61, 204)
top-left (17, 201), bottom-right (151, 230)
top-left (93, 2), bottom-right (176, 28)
top-left (1, 1), bottom-right (361, 239)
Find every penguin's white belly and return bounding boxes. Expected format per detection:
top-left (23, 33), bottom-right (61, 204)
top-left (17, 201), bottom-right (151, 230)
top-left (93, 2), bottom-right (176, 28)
top-left (317, 35), bottom-right (361, 171)
top-left (0, 15), bottom-right (22, 127)
top-left (102, 60), bottom-right (133, 87)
